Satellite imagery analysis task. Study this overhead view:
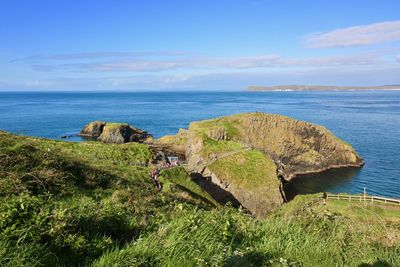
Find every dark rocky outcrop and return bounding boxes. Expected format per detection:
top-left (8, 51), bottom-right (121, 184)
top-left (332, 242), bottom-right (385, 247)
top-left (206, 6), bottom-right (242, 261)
top-left (164, 112), bottom-right (363, 218)
top-left (80, 121), bottom-right (151, 144)
top-left (80, 121), bottom-right (106, 138)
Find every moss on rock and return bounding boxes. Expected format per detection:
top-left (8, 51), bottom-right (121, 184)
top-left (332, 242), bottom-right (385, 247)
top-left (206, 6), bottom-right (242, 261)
top-left (80, 121), bottom-right (151, 144)
top-left (183, 112), bottom-right (364, 217)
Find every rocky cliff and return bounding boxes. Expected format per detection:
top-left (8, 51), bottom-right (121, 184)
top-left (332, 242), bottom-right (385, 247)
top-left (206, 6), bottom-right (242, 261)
top-left (80, 114), bottom-right (363, 218)
top-left (80, 121), bottom-right (151, 144)
top-left (80, 121), bottom-right (106, 138)
top-left (157, 128), bottom-right (188, 154)
top-left (173, 112), bottom-right (363, 218)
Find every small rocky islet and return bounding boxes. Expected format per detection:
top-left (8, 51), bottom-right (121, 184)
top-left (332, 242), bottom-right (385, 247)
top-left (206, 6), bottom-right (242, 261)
top-left (81, 112), bottom-right (364, 218)
top-left (80, 121), bottom-right (152, 144)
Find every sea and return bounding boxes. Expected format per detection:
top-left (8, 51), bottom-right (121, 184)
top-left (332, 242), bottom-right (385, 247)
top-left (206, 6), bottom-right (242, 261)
top-left (0, 90), bottom-right (399, 198)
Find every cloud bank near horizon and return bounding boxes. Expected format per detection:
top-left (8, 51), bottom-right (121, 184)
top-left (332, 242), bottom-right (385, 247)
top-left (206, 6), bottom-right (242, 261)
top-left (28, 53), bottom-right (387, 73)
top-left (304, 20), bottom-right (400, 48)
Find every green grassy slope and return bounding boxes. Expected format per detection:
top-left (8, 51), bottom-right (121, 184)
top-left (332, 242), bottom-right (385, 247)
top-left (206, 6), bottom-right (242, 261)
top-left (158, 167), bottom-right (221, 207)
top-left (0, 131), bottom-right (215, 266)
top-left (0, 131), bottom-right (399, 266)
top-left (208, 150), bottom-right (278, 191)
top-left (93, 194), bottom-right (400, 267)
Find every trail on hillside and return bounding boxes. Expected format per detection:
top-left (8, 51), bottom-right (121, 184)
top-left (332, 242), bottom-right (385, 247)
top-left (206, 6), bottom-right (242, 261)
top-left (188, 146), bottom-right (252, 172)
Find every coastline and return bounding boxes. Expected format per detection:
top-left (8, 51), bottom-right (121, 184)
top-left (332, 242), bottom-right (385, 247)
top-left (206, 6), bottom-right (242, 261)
top-left (247, 85), bottom-right (400, 92)
top-left (248, 88), bottom-right (400, 92)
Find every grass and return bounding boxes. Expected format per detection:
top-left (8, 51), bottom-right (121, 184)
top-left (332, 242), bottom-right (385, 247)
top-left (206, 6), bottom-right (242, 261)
top-left (157, 128), bottom-right (188, 146)
top-left (189, 116), bottom-right (241, 141)
top-left (158, 135), bottom-right (188, 146)
top-left (326, 199), bottom-right (400, 221)
top-left (201, 137), bottom-right (244, 157)
top-left (0, 131), bottom-right (216, 266)
top-left (92, 195), bottom-right (400, 267)
top-left (0, 130), bottom-right (399, 266)
top-left (159, 167), bottom-right (220, 207)
top-left (103, 123), bottom-right (129, 130)
top-left (208, 150), bottom-right (278, 190)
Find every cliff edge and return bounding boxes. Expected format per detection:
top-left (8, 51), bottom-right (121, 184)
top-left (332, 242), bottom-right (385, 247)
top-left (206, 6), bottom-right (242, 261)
top-left (168, 112), bottom-right (363, 217)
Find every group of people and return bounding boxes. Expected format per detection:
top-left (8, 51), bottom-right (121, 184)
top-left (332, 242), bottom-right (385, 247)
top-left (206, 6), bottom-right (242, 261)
top-left (150, 157), bottom-right (180, 191)
top-left (166, 159), bottom-right (179, 168)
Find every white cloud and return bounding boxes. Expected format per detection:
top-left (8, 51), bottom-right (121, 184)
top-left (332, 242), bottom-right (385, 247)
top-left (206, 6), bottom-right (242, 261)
top-left (24, 80), bottom-right (57, 87)
top-left (11, 51), bottom-right (190, 62)
top-left (304, 20), bottom-right (400, 48)
top-left (31, 53), bottom-right (384, 73)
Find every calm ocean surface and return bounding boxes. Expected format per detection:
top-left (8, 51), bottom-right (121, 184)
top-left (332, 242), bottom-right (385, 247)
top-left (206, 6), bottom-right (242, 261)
top-left (0, 91), bottom-right (399, 198)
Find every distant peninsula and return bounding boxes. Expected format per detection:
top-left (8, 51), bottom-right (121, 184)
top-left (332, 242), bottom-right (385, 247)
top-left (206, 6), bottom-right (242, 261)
top-left (248, 84), bottom-right (400, 91)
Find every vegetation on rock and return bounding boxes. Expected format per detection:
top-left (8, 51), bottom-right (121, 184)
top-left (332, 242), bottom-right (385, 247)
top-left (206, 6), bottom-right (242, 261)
top-left (183, 112), bottom-right (364, 217)
top-left (80, 121), bottom-right (106, 138)
top-left (80, 121), bottom-right (151, 144)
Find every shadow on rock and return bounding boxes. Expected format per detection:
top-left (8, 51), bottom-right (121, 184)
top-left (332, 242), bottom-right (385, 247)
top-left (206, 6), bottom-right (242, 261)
top-left (190, 173), bottom-right (241, 207)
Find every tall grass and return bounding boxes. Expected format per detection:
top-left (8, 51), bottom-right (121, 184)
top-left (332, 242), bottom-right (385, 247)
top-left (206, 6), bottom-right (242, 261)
top-left (1, 131), bottom-right (399, 266)
top-left (93, 200), bottom-right (399, 267)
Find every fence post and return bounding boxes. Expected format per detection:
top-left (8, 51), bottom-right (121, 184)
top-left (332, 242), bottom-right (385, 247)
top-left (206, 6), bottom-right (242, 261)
top-left (364, 187), bottom-right (366, 203)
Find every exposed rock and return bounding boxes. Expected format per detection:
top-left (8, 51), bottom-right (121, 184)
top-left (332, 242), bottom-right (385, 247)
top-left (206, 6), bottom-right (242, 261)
top-left (201, 153), bottom-right (284, 218)
top-left (157, 128), bottom-right (188, 154)
top-left (226, 113), bottom-right (364, 180)
top-left (151, 149), bottom-right (169, 166)
top-left (180, 112), bottom-right (363, 218)
top-left (98, 123), bottom-right (151, 144)
top-left (80, 121), bottom-right (106, 137)
top-left (80, 121), bottom-right (151, 144)
top-left (60, 134), bottom-right (76, 139)
top-left (207, 127), bottom-right (229, 141)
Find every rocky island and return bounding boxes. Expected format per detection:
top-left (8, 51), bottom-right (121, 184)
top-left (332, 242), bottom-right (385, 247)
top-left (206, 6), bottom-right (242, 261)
top-left (80, 121), bottom-right (151, 144)
top-left (159, 112), bottom-right (363, 217)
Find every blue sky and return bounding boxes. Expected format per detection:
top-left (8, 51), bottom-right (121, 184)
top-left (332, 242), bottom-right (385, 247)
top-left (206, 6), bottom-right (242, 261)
top-left (1, 0), bottom-right (400, 91)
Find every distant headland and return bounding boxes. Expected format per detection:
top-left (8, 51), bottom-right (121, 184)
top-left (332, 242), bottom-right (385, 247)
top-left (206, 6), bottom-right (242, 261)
top-left (247, 84), bottom-right (400, 91)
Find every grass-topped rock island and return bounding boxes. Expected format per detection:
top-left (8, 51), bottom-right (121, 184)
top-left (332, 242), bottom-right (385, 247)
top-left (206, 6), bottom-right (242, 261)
top-left (0, 112), bottom-right (398, 267)
top-left (181, 113), bottom-right (364, 218)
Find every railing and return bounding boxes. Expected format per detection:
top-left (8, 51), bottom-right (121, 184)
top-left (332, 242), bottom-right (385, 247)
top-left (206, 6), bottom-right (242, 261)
top-left (327, 194), bottom-right (400, 205)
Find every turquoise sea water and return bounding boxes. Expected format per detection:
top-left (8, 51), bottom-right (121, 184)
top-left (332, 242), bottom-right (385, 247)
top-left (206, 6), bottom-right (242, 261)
top-left (0, 91), bottom-right (399, 198)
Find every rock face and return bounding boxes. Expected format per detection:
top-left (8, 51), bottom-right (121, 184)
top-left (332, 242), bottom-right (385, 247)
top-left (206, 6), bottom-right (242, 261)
top-left (80, 121), bottom-right (106, 138)
top-left (157, 128), bottom-right (188, 154)
top-left (80, 122), bottom-right (151, 144)
top-left (226, 113), bottom-right (364, 180)
top-left (181, 112), bottom-right (363, 218)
